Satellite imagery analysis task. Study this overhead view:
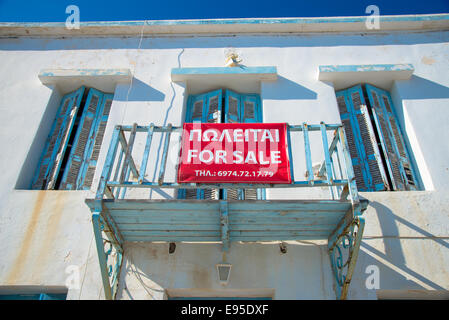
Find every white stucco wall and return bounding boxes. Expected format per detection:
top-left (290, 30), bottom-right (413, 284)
top-left (0, 26), bottom-right (448, 299)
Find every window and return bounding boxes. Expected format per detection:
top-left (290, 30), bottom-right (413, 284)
top-left (168, 296), bottom-right (272, 300)
top-left (336, 84), bottom-right (417, 191)
top-left (31, 86), bottom-right (113, 190)
top-left (178, 88), bottom-right (265, 200)
top-left (0, 293), bottom-right (66, 300)
top-left (376, 290), bottom-right (449, 300)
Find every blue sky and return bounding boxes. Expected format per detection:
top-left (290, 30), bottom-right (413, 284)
top-left (0, 0), bottom-right (448, 22)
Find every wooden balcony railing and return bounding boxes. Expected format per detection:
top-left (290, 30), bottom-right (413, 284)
top-left (94, 122), bottom-right (359, 203)
top-left (85, 122), bottom-right (367, 301)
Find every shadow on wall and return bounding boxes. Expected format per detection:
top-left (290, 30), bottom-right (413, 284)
top-left (373, 200), bottom-right (449, 251)
top-left (351, 200), bottom-right (447, 298)
top-left (391, 75), bottom-right (449, 190)
top-left (115, 241), bottom-right (332, 300)
top-left (114, 77), bottom-right (166, 102)
top-left (262, 76), bottom-right (317, 100)
top-left (397, 75), bottom-right (449, 100)
top-left (118, 247), bottom-right (167, 300)
top-left (15, 88), bottom-right (62, 189)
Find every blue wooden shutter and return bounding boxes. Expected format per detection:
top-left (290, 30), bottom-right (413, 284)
top-left (179, 89), bottom-right (222, 199)
top-left (60, 89), bottom-right (112, 190)
top-left (240, 94), bottom-right (262, 123)
top-left (31, 87), bottom-right (85, 189)
top-left (185, 89), bottom-right (222, 123)
top-left (336, 85), bottom-right (388, 191)
top-left (205, 90), bottom-right (222, 123)
top-left (82, 93), bottom-right (114, 189)
top-left (224, 90), bottom-right (241, 123)
top-left (188, 96), bottom-right (204, 123)
top-left (365, 84), bottom-right (417, 190)
top-left (224, 90), bottom-right (262, 123)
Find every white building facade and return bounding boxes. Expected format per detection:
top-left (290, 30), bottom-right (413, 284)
top-left (0, 14), bottom-right (448, 300)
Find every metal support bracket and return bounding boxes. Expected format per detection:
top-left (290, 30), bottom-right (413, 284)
top-left (220, 201), bottom-right (230, 252)
top-left (92, 207), bottom-right (124, 300)
top-left (328, 207), bottom-right (365, 300)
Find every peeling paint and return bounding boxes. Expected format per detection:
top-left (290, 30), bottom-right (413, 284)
top-left (319, 64), bottom-right (414, 73)
top-left (192, 265), bottom-right (212, 288)
top-left (421, 56), bottom-right (436, 65)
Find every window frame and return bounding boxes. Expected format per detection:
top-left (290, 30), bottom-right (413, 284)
top-left (179, 88), bottom-right (265, 200)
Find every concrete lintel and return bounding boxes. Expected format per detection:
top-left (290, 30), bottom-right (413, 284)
top-left (39, 68), bottom-right (132, 83)
top-left (318, 64), bottom-right (414, 91)
top-left (171, 66), bottom-right (277, 82)
top-left (38, 68), bottom-right (132, 93)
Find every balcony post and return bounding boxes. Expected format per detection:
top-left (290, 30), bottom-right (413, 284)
top-left (286, 126), bottom-right (295, 182)
top-left (138, 123), bottom-right (155, 184)
top-left (302, 123), bottom-right (314, 185)
top-left (92, 125), bottom-right (125, 299)
top-left (337, 126), bottom-right (360, 205)
top-left (96, 125), bottom-right (121, 200)
top-left (158, 123), bottom-right (172, 185)
top-left (119, 122), bottom-right (139, 183)
top-left (92, 211), bottom-right (124, 300)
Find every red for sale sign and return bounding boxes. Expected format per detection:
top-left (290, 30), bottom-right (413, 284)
top-left (177, 123), bottom-right (292, 184)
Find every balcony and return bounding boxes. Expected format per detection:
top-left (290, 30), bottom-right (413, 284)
top-left (85, 122), bottom-right (368, 300)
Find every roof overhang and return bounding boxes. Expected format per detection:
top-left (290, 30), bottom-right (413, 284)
top-left (1, 14), bottom-right (448, 37)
